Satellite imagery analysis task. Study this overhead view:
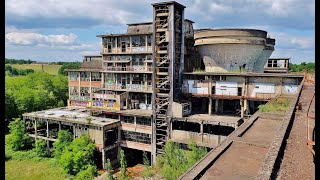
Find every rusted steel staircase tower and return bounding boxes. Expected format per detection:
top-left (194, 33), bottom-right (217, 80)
top-left (151, 1), bottom-right (185, 163)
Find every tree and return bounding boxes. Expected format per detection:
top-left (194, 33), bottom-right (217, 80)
top-left (58, 62), bottom-right (81, 76)
top-left (75, 165), bottom-right (97, 180)
top-left (186, 142), bottom-right (207, 166)
top-left (35, 139), bottom-right (49, 157)
top-left (53, 130), bottom-right (73, 159)
top-left (106, 158), bottom-right (114, 180)
top-left (7, 118), bottom-right (32, 151)
top-left (119, 149), bottom-right (127, 180)
top-left (59, 134), bottom-right (96, 175)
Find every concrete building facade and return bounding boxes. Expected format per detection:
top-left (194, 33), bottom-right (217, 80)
top-left (22, 1), bottom-right (303, 169)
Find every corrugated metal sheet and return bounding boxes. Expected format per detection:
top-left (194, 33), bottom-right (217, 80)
top-left (215, 81), bottom-right (238, 95)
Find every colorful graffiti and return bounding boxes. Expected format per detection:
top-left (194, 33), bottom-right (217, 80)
top-left (92, 101), bottom-right (120, 110)
top-left (69, 100), bottom-right (90, 107)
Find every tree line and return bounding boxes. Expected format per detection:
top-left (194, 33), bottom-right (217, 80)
top-left (5, 58), bottom-right (36, 64)
top-left (289, 62), bottom-right (315, 72)
top-left (5, 65), bottom-right (35, 76)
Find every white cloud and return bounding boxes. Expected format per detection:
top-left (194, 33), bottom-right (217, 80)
top-left (270, 32), bottom-right (315, 50)
top-left (5, 32), bottom-right (77, 46)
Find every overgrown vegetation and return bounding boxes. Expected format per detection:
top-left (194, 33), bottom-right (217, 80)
top-left (106, 158), bottom-right (114, 180)
top-left (53, 130), bottom-right (73, 159)
top-left (6, 118), bottom-right (33, 151)
top-left (58, 62), bottom-right (81, 75)
top-left (35, 139), bottom-right (50, 157)
top-left (141, 151), bottom-right (154, 178)
top-left (289, 62), bottom-right (315, 72)
top-left (6, 65), bottom-right (35, 76)
top-left (155, 141), bottom-right (207, 180)
top-left (59, 134), bottom-right (97, 176)
top-left (258, 97), bottom-right (291, 113)
top-left (120, 149), bottom-right (128, 180)
top-left (5, 72), bottom-right (68, 132)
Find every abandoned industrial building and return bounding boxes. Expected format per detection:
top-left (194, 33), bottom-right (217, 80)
top-left (23, 1), bottom-right (305, 178)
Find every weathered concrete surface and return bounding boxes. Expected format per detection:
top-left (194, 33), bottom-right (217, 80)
top-left (194, 29), bottom-right (275, 72)
top-left (275, 82), bottom-right (315, 180)
top-left (179, 80), bottom-right (303, 180)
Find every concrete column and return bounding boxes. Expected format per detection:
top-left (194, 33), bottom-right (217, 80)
top-left (129, 36), bottom-right (132, 52)
top-left (102, 149), bottom-right (106, 169)
top-left (145, 35), bottom-right (148, 52)
top-left (34, 119), bottom-right (37, 140)
top-left (115, 37), bottom-right (118, 53)
top-left (208, 98), bottom-right (212, 115)
top-left (101, 72), bottom-right (104, 88)
top-left (134, 116), bottom-right (137, 129)
top-left (240, 99), bottom-right (244, 118)
top-left (215, 99), bottom-right (219, 114)
top-left (200, 121), bottom-right (204, 142)
top-left (218, 122), bottom-right (221, 144)
top-left (46, 121), bottom-right (49, 149)
top-left (59, 122), bottom-right (61, 131)
top-left (78, 72), bottom-right (81, 98)
top-left (117, 125), bottom-right (121, 164)
top-left (73, 125), bottom-right (76, 139)
top-left (221, 99), bottom-right (224, 114)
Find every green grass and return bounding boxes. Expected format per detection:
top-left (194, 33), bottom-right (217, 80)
top-left (9, 64), bottom-right (62, 75)
top-left (258, 97), bottom-right (291, 113)
top-left (5, 159), bottom-right (69, 180)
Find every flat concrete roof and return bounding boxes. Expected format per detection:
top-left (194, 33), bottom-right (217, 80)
top-left (184, 114), bottom-right (241, 126)
top-left (92, 108), bottom-right (153, 117)
top-left (183, 72), bottom-right (304, 78)
top-left (23, 107), bottom-right (119, 127)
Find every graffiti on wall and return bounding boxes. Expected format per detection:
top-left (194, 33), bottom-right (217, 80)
top-left (69, 100), bottom-right (90, 107)
top-left (92, 101), bottom-right (120, 110)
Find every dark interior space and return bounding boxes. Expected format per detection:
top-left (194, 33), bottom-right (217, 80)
top-left (172, 121), bottom-right (200, 133)
top-left (122, 147), bottom-right (151, 167)
top-left (221, 100), bottom-right (241, 116)
top-left (105, 127), bottom-right (118, 146)
top-left (203, 124), bottom-right (235, 136)
top-left (190, 97), bottom-right (208, 114)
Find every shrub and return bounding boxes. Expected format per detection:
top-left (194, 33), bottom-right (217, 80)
top-left (7, 118), bottom-right (32, 151)
top-left (120, 149), bottom-right (127, 180)
top-left (106, 158), bottom-right (114, 180)
top-left (156, 141), bottom-right (207, 180)
top-left (75, 165), bottom-right (97, 180)
top-left (35, 139), bottom-right (49, 157)
top-left (59, 134), bottom-right (96, 175)
top-left (53, 130), bottom-right (73, 159)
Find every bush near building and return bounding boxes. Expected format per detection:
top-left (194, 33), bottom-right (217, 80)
top-left (59, 134), bottom-right (97, 176)
top-left (156, 141), bottom-right (207, 180)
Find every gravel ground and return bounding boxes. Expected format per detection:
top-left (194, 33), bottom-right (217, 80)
top-left (276, 82), bottom-right (315, 180)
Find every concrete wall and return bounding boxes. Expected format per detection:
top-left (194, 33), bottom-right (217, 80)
top-left (88, 128), bottom-right (104, 150)
top-left (171, 130), bottom-right (227, 148)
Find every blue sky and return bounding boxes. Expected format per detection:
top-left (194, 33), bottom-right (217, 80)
top-left (5, 0), bottom-right (314, 64)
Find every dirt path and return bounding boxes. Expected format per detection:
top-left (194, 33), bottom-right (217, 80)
top-left (276, 82), bottom-right (315, 180)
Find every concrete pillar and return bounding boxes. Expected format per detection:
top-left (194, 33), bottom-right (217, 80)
top-left (134, 116), bottom-right (137, 129)
top-left (73, 125), bottom-right (76, 139)
top-left (46, 121), bottom-right (49, 149)
top-left (218, 122), bottom-right (221, 144)
top-left (34, 119), bottom-right (37, 140)
top-left (102, 149), bottom-right (106, 169)
top-left (221, 100), bottom-right (224, 114)
top-left (215, 99), bottom-right (219, 114)
top-left (117, 125), bottom-right (121, 163)
top-left (208, 98), bottom-right (212, 115)
top-left (59, 122), bottom-right (61, 131)
top-left (200, 121), bottom-right (204, 142)
top-left (240, 99), bottom-right (244, 118)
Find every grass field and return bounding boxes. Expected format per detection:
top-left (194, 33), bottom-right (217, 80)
top-left (9, 64), bottom-right (62, 75)
top-left (5, 159), bottom-right (69, 180)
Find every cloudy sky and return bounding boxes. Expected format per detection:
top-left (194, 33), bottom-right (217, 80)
top-left (5, 0), bottom-right (315, 64)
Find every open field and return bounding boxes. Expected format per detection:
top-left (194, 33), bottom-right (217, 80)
top-left (9, 64), bottom-right (62, 75)
top-left (5, 159), bottom-right (68, 180)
